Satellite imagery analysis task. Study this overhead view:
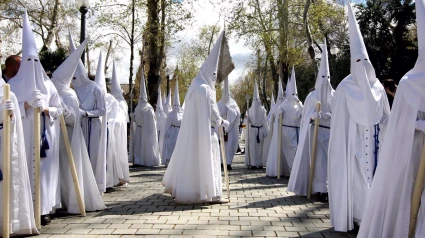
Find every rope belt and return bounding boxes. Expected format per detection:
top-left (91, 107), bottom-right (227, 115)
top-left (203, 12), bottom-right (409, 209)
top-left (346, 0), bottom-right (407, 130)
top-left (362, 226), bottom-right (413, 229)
top-left (311, 123), bottom-right (331, 129)
top-left (373, 124), bottom-right (380, 176)
top-left (171, 125), bottom-right (180, 128)
top-left (251, 125), bottom-right (263, 143)
top-left (282, 124), bottom-right (300, 143)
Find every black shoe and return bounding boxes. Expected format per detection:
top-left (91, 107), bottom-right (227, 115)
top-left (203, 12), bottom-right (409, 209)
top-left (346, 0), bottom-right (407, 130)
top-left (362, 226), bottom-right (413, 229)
top-left (319, 193), bottom-right (328, 203)
top-left (241, 150), bottom-right (245, 155)
top-left (258, 166), bottom-right (264, 169)
top-left (41, 215), bottom-right (51, 226)
top-left (105, 187), bottom-right (116, 193)
top-left (227, 165), bottom-right (232, 170)
top-left (131, 164), bottom-right (142, 168)
top-left (250, 166), bottom-right (257, 170)
top-left (236, 146), bottom-right (241, 153)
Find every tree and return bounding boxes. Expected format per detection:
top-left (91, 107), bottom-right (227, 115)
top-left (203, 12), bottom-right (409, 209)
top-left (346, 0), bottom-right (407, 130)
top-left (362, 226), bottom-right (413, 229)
top-left (356, 0), bottom-right (417, 81)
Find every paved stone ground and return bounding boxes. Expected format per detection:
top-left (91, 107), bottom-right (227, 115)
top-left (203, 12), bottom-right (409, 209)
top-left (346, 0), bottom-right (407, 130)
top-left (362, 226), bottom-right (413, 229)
top-left (39, 150), bottom-right (357, 238)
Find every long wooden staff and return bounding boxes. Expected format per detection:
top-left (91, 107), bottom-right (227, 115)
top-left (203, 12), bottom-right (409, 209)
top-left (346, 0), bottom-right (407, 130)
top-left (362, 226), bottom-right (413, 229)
top-left (2, 85), bottom-right (11, 238)
top-left (34, 104), bottom-right (41, 228)
top-left (219, 125), bottom-right (230, 201)
top-left (408, 138), bottom-right (425, 238)
top-left (59, 115), bottom-right (86, 216)
top-left (307, 102), bottom-right (321, 199)
top-left (277, 112), bottom-right (283, 179)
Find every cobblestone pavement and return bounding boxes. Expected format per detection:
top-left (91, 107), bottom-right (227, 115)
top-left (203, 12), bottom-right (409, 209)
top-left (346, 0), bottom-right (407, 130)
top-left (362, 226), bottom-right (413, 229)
top-left (39, 153), bottom-right (357, 238)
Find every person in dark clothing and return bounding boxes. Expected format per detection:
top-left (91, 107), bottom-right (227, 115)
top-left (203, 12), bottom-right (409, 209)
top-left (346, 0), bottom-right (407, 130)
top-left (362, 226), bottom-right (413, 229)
top-left (382, 79), bottom-right (397, 109)
top-left (2, 55), bottom-right (22, 82)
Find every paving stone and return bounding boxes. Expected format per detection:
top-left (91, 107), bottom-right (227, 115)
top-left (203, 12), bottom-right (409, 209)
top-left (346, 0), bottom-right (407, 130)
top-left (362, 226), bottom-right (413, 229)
top-left (40, 153), bottom-right (355, 238)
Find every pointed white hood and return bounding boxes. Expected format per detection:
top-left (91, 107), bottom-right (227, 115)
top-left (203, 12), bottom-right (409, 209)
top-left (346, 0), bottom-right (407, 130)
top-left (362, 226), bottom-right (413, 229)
top-left (69, 33), bottom-right (95, 89)
top-left (162, 91), bottom-right (167, 108)
top-left (110, 61), bottom-right (125, 101)
top-left (139, 66), bottom-right (148, 101)
top-left (52, 38), bottom-right (88, 98)
top-left (343, 3), bottom-right (385, 126)
top-left (398, 0), bottom-right (425, 111)
top-left (271, 92), bottom-right (276, 109)
top-left (286, 67), bottom-right (298, 101)
top-left (276, 76), bottom-right (285, 106)
top-left (9, 9), bottom-right (48, 105)
top-left (156, 87), bottom-right (164, 111)
top-left (135, 65), bottom-right (152, 114)
top-left (94, 52), bottom-right (107, 93)
top-left (220, 76), bottom-right (231, 104)
top-left (314, 39), bottom-right (334, 113)
top-left (173, 77), bottom-right (181, 108)
top-left (249, 79), bottom-right (265, 124)
top-left (199, 31), bottom-right (224, 89)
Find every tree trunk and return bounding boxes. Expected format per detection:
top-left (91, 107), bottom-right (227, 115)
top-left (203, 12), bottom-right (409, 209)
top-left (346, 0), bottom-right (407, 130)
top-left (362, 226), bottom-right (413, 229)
top-left (105, 39), bottom-right (113, 74)
top-left (278, 0), bottom-right (289, 95)
top-left (146, 0), bottom-right (166, 106)
top-left (129, 0), bottom-right (136, 113)
top-left (303, 0), bottom-right (317, 74)
top-left (40, 0), bottom-right (61, 52)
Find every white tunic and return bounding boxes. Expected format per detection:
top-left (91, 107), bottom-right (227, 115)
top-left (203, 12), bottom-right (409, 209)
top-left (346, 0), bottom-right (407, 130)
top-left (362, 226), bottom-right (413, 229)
top-left (163, 79), bottom-right (223, 204)
top-left (266, 99), bottom-right (303, 177)
top-left (288, 91), bottom-right (330, 195)
top-left (328, 77), bottom-right (390, 232)
top-left (58, 93), bottom-right (105, 213)
top-left (246, 104), bottom-right (268, 167)
top-left (162, 108), bottom-right (183, 165)
top-left (217, 99), bottom-right (240, 165)
top-left (77, 84), bottom-right (107, 193)
top-left (132, 101), bottom-right (160, 167)
top-left (0, 91), bottom-right (38, 236)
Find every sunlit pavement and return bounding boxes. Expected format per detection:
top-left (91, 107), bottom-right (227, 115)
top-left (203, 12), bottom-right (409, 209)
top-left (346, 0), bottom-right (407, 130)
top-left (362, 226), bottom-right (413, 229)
top-left (39, 143), bottom-right (356, 238)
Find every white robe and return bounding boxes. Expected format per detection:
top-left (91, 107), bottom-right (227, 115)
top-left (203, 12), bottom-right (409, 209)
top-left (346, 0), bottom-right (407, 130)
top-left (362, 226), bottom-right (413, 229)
top-left (357, 80), bottom-right (425, 238)
top-left (327, 77), bottom-right (390, 232)
top-left (133, 102), bottom-right (160, 166)
top-left (288, 91), bottom-right (330, 195)
top-left (0, 91), bottom-right (38, 236)
top-left (58, 93), bottom-right (105, 213)
top-left (217, 99), bottom-right (240, 165)
top-left (156, 109), bottom-right (167, 158)
top-left (19, 81), bottom-right (63, 215)
top-left (162, 108), bottom-right (183, 165)
top-left (163, 79), bottom-right (223, 204)
top-left (246, 106), bottom-right (268, 167)
top-left (77, 84), bottom-right (107, 193)
top-left (266, 99), bottom-right (303, 177)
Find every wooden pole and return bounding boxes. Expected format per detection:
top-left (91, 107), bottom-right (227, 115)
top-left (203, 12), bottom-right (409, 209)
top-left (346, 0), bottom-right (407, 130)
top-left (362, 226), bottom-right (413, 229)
top-left (59, 115), bottom-right (86, 216)
top-left (277, 112), bottom-right (283, 179)
top-left (409, 139), bottom-right (425, 238)
top-left (33, 106), bottom-right (41, 229)
top-left (307, 102), bottom-right (321, 199)
top-left (2, 84), bottom-right (11, 238)
top-left (219, 126), bottom-right (230, 201)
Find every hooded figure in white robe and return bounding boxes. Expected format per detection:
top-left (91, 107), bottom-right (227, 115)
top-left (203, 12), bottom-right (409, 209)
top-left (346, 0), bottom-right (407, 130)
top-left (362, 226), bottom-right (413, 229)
top-left (162, 78), bottom-right (183, 165)
top-left (156, 87), bottom-right (167, 156)
top-left (358, 0), bottom-right (425, 237)
top-left (9, 11), bottom-right (63, 217)
top-left (327, 4), bottom-right (390, 232)
top-left (51, 39), bottom-right (105, 213)
top-left (288, 39), bottom-right (334, 196)
top-left (164, 90), bottom-right (172, 115)
top-left (132, 66), bottom-right (160, 166)
top-left (110, 61), bottom-right (130, 184)
top-left (111, 62), bottom-right (129, 122)
top-left (94, 53), bottom-right (124, 188)
top-left (69, 35), bottom-right (107, 193)
top-left (0, 80), bottom-right (38, 235)
top-left (262, 80), bottom-right (285, 166)
top-left (245, 80), bottom-right (269, 168)
top-left (162, 31), bottom-right (232, 204)
top-left (217, 77), bottom-right (241, 168)
top-left (266, 67), bottom-right (303, 177)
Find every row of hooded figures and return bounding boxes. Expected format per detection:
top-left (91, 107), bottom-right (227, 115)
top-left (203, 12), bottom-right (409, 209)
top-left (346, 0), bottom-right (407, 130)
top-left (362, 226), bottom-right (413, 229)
top-left (1, 1), bottom-right (425, 237)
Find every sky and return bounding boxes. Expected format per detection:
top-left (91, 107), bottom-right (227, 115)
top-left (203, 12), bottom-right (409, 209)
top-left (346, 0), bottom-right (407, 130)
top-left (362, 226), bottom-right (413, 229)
top-left (114, 0), bottom-right (253, 85)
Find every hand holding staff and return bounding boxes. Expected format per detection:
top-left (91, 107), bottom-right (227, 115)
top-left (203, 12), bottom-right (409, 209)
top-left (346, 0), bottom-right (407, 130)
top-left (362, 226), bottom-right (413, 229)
top-left (307, 102), bottom-right (321, 199)
top-left (277, 112), bottom-right (283, 179)
top-left (59, 115), bottom-right (86, 216)
top-left (409, 139), bottom-right (425, 238)
top-left (2, 85), bottom-right (11, 238)
top-left (219, 125), bottom-right (230, 201)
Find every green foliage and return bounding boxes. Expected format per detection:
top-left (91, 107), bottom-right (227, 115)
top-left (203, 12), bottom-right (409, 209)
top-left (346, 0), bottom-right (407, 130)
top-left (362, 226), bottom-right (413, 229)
top-left (356, 0), bottom-right (417, 81)
top-left (39, 47), bottom-right (69, 74)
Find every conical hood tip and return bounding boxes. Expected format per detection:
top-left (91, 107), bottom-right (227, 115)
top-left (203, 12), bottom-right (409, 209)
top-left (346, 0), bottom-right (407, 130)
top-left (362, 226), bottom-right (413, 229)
top-left (253, 79), bottom-right (260, 100)
top-left (157, 87), bottom-right (163, 110)
top-left (53, 38), bottom-right (88, 85)
top-left (94, 52), bottom-right (107, 93)
top-left (348, 4), bottom-right (369, 62)
top-left (22, 9), bottom-right (39, 59)
top-left (173, 78), bottom-right (180, 107)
